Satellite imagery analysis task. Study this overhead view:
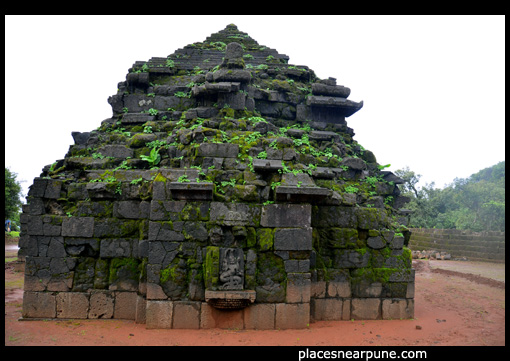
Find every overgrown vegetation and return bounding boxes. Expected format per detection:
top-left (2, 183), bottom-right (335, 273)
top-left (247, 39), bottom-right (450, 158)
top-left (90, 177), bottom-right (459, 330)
top-left (4, 167), bottom-right (23, 230)
top-left (396, 161), bottom-right (505, 232)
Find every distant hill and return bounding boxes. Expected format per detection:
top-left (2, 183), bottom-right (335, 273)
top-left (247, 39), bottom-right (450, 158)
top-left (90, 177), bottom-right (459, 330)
top-left (403, 161), bottom-right (505, 232)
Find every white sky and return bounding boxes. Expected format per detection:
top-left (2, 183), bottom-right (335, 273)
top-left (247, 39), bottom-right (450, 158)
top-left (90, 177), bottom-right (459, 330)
top-left (5, 15), bottom-right (505, 201)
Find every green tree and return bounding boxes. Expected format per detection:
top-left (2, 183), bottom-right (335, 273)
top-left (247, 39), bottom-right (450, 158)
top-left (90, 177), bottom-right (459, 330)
top-left (395, 162), bottom-right (505, 232)
top-left (5, 167), bottom-right (23, 222)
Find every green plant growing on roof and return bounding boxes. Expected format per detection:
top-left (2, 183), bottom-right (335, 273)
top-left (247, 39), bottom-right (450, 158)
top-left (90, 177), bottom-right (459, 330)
top-left (140, 147), bottom-right (161, 168)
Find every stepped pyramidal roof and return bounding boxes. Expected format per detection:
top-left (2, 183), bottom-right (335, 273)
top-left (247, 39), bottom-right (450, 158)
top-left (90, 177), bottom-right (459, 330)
top-left (20, 24), bottom-right (414, 328)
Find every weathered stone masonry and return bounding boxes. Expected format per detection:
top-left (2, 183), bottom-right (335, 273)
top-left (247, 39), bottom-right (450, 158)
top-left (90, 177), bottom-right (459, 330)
top-left (20, 24), bottom-right (414, 329)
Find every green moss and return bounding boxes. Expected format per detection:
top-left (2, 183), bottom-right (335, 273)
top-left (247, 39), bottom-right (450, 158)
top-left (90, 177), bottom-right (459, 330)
top-left (70, 147), bottom-right (90, 157)
top-left (256, 252), bottom-right (286, 285)
top-left (109, 257), bottom-right (141, 284)
top-left (180, 202), bottom-right (209, 221)
top-left (94, 259), bottom-right (110, 289)
top-left (351, 267), bottom-right (395, 284)
top-left (256, 228), bottom-right (274, 251)
top-left (246, 227), bottom-right (256, 248)
top-left (119, 219), bottom-right (143, 238)
top-left (319, 228), bottom-right (359, 249)
top-left (160, 262), bottom-right (178, 284)
top-left (131, 125), bottom-right (144, 133)
top-left (203, 246), bottom-right (220, 289)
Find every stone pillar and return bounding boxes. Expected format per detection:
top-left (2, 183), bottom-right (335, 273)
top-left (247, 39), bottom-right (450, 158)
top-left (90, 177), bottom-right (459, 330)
top-left (262, 204), bottom-right (312, 329)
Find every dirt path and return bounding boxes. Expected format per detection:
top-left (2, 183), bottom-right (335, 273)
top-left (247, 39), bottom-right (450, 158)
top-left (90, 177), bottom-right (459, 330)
top-left (5, 238), bottom-right (505, 346)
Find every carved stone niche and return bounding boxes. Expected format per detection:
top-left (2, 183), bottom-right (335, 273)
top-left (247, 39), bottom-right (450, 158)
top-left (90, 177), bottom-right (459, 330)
top-left (206, 248), bottom-right (256, 310)
top-left (219, 248), bottom-right (244, 290)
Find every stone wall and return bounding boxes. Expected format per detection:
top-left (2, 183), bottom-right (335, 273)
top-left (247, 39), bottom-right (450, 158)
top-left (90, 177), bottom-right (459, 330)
top-left (409, 228), bottom-right (505, 263)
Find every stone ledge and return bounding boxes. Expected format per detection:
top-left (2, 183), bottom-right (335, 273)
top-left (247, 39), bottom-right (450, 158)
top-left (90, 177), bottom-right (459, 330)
top-left (205, 289), bottom-right (256, 302)
top-left (275, 186), bottom-right (331, 203)
top-left (205, 290), bottom-right (256, 310)
top-left (167, 182), bottom-right (214, 201)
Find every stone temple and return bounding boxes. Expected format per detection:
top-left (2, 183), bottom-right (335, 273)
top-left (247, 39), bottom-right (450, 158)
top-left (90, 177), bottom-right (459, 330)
top-left (19, 24), bottom-right (414, 329)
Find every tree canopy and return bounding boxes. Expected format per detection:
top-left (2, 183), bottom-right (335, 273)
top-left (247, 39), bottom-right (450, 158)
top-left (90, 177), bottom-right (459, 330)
top-left (5, 167), bottom-right (24, 223)
top-left (395, 161), bottom-right (505, 232)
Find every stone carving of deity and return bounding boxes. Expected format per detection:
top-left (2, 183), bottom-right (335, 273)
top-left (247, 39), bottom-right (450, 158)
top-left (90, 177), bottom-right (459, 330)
top-left (219, 248), bottom-right (244, 290)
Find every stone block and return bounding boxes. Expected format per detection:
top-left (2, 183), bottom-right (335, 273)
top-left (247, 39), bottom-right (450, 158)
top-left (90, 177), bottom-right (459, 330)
top-left (28, 178), bottom-right (47, 197)
top-left (146, 283), bottom-right (168, 300)
top-left (98, 145), bottom-right (134, 159)
top-left (275, 303), bottom-right (310, 329)
top-left (146, 300), bottom-right (173, 329)
top-left (275, 186), bottom-right (331, 203)
top-left (311, 298), bottom-right (343, 321)
top-left (22, 291), bottom-right (56, 318)
top-left (100, 238), bottom-right (134, 258)
top-left (210, 202), bottom-right (260, 226)
top-left (85, 181), bottom-right (119, 199)
top-left (311, 280), bottom-right (326, 298)
top-left (56, 292), bottom-right (90, 319)
top-left (309, 130), bottom-right (341, 142)
top-left (252, 159), bottom-right (284, 172)
top-left (128, 133), bottom-right (157, 148)
top-left (46, 237), bottom-right (66, 257)
top-left (135, 295), bottom-right (146, 324)
top-left (197, 143), bottom-right (239, 158)
top-left (171, 301), bottom-right (201, 329)
top-left (261, 204), bottom-right (311, 228)
top-left (244, 303), bottom-right (276, 330)
top-left (311, 206), bottom-right (357, 228)
top-left (327, 281), bottom-right (351, 298)
top-left (43, 223), bottom-right (62, 237)
top-left (61, 217), bottom-right (94, 237)
top-left (333, 249), bottom-right (370, 268)
top-left (200, 302), bottom-right (244, 329)
top-left (113, 201), bottom-right (150, 219)
top-left (274, 227), bottom-right (312, 251)
top-left (312, 83), bottom-right (350, 97)
top-left (168, 182), bottom-right (214, 201)
top-left (286, 273), bottom-right (311, 303)
top-left (356, 207), bottom-right (389, 230)
top-left (352, 282), bottom-right (383, 298)
top-left (284, 260), bottom-right (310, 273)
top-left (71, 131), bottom-right (91, 145)
top-left (406, 282), bottom-right (415, 299)
top-left (27, 215), bottom-right (44, 236)
top-left (382, 299), bottom-right (414, 320)
top-left (151, 181), bottom-right (167, 200)
top-left (150, 200), bottom-right (185, 221)
top-left (88, 290), bottom-right (114, 319)
top-left (367, 236), bottom-right (386, 249)
top-left (351, 298), bottom-right (381, 320)
top-left (113, 292), bottom-right (137, 319)
top-left (121, 113), bottom-right (155, 124)
top-left (24, 197), bottom-right (45, 215)
top-left (389, 236), bottom-right (405, 250)
top-left (148, 221), bottom-right (184, 241)
top-left (44, 179), bottom-right (63, 199)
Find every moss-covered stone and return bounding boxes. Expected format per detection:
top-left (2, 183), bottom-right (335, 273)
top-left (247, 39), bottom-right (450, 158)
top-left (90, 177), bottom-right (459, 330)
top-left (255, 252), bottom-right (286, 302)
top-left (160, 257), bottom-right (188, 299)
top-left (108, 257), bottom-right (141, 290)
top-left (203, 246), bottom-right (220, 290)
top-left (256, 228), bottom-right (274, 251)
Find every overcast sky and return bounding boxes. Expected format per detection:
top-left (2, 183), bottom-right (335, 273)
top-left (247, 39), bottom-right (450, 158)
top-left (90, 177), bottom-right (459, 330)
top-left (5, 15), bottom-right (505, 201)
